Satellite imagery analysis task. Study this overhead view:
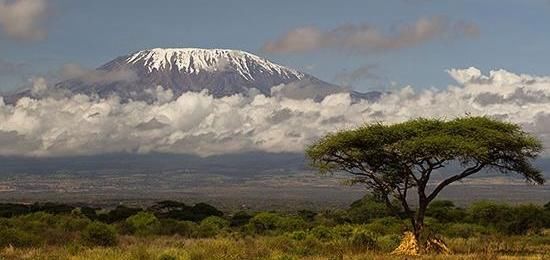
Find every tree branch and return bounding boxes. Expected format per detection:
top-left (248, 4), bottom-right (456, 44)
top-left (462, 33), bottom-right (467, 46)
top-left (426, 163), bottom-right (486, 202)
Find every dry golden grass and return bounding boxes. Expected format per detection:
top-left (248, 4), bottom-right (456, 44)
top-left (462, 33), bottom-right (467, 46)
top-left (0, 234), bottom-right (548, 260)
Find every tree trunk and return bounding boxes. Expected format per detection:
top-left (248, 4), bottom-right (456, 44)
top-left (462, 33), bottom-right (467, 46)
top-left (413, 198), bottom-right (427, 242)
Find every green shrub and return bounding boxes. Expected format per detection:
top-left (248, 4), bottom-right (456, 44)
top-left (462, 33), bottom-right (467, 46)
top-left (350, 228), bottom-right (377, 250)
top-left (444, 223), bottom-right (489, 238)
top-left (309, 225), bottom-right (333, 241)
top-left (276, 215), bottom-right (308, 232)
top-left (377, 234), bottom-right (401, 252)
top-left (347, 195), bottom-right (392, 224)
top-left (197, 216), bottom-right (229, 237)
top-left (426, 200), bottom-right (467, 223)
top-left (248, 212), bottom-right (280, 234)
top-left (81, 222), bottom-right (117, 246)
top-left (468, 201), bottom-right (512, 226)
top-left (125, 211), bottom-right (160, 236)
top-left (505, 204), bottom-right (546, 235)
top-left (230, 211), bottom-right (252, 227)
top-left (156, 219), bottom-right (197, 237)
top-left (289, 230), bottom-right (307, 241)
top-left (0, 227), bottom-right (38, 247)
top-left (331, 224), bottom-right (354, 239)
top-left (364, 217), bottom-right (404, 235)
top-left (247, 212), bottom-right (308, 234)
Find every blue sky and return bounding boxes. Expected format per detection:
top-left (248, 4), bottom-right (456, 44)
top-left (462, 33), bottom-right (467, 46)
top-left (1, 0), bottom-right (550, 93)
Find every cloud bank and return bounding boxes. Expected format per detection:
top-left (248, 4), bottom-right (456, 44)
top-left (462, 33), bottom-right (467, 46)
top-left (1, 67), bottom-right (550, 157)
top-left (0, 0), bottom-right (49, 41)
top-left (263, 17), bottom-right (479, 54)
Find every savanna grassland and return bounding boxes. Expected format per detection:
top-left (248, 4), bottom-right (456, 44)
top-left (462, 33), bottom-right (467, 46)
top-left (0, 198), bottom-right (549, 260)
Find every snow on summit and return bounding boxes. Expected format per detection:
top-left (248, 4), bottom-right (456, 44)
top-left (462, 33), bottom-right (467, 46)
top-left (8, 47), bottom-right (372, 103)
top-left (125, 48), bottom-right (305, 80)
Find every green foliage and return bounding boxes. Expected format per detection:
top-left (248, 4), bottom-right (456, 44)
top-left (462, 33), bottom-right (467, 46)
top-left (247, 212), bottom-right (308, 234)
top-left (0, 227), bottom-right (38, 247)
top-left (350, 228), bottom-right (377, 250)
top-left (97, 205), bottom-right (142, 224)
top-left (156, 219), bottom-right (197, 237)
top-left (466, 201), bottom-right (548, 235)
top-left (308, 225), bottom-right (333, 241)
top-left (0, 199), bottom-right (547, 259)
top-left (230, 211), bottom-right (252, 227)
top-left (81, 221), bottom-right (117, 246)
top-left (377, 234), bottom-right (402, 252)
top-left (364, 217), bottom-right (405, 235)
top-left (426, 200), bottom-right (467, 223)
top-left (505, 204), bottom-right (546, 235)
top-left (125, 211), bottom-right (160, 236)
top-left (148, 201), bottom-right (223, 222)
top-left (443, 223), bottom-right (489, 238)
top-left (306, 116), bottom-right (544, 239)
top-left (468, 201), bottom-right (512, 226)
top-left (307, 116), bottom-right (543, 184)
top-left (347, 195), bottom-right (393, 224)
top-left (197, 216), bottom-right (229, 237)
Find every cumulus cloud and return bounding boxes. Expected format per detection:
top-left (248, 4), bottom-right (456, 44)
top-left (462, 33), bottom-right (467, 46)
top-left (0, 0), bottom-right (49, 41)
top-left (263, 17), bottom-right (479, 54)
top-left (2, 67), bottom-right (550, 157)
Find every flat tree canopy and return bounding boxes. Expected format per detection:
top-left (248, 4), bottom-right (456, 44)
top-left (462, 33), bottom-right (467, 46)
top-left (306, 116), bottom-right (544, 240)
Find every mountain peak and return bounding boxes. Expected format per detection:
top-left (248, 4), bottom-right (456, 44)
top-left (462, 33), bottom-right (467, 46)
top-left (123, 48), bottom-right (304, 80)
top-left (8, 47), bottom-right (379, 103)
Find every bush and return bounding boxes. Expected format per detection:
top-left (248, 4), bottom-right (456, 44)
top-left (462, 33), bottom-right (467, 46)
top-left (364, 217), bottom-right (404, 235)
top-left (125, 211), bottom-right (160, 236)
top-left (505, 204), bottom-right (546, 235)
top-left (377, 234), bottom-right (401, 252)
top-left (350, 228), bottom-right (377, 250)
top-left (156, 219), bottom-right (197, 237)
top-left (247, 212), bottom-right (280, 234)
top-left (230, 211), bottom-right (253, 227)
top-left (247, 212), bottom-right (307, 234)
top-left (347, 195), bottom-right (392, 224)
top-left (97, 205), bottom-right (141, 224)
top-left (444, 223), bottom-right (489, 238)
top-left (197, 216), bottom-right (229, 237)
top-left (426, 200), bottom-right (467, 223)
top-left (81, 222), bottom-right (117, 246)
top-left (309, 225), bottom-right (333, 241)
top-left (0, 227), bottom-right (38, 247)
top-left (277, 215), bottom-right (308, 232)
top-left (468, 201), bottom-right (512, 226)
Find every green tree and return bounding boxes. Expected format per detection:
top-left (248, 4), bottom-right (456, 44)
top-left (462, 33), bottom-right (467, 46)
top-left (306, 116), bottom-right (544, 241)
top-left (81, 222), bottom-right (117, 246)
top-left (125, 211), bottom-right (160, 236)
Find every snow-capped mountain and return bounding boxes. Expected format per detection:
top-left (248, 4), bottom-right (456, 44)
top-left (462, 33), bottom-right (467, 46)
top-left (10, 48), bottom-right (380, 102)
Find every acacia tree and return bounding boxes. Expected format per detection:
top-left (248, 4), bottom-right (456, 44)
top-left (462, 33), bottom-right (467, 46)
top-left (306, 117), bottom-right (544, 241)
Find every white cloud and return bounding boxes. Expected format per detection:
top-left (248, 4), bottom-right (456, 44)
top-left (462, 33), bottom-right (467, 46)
top-left (0, 0), bottom-right (49, 41)
top-left (1, 67), bottom-right (550, 157)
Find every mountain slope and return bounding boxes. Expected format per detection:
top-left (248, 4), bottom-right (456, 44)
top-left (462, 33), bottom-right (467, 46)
top-left (10, 48), bottom-right (380, 102)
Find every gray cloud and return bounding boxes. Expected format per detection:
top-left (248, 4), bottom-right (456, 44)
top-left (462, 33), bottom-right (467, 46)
top-left (263, 17), bottom-right (479, 54)
top-left (61, 64), bottom-right (138, 85)
top-left (0, 0), bottom-right (49, 41)
top-left (334, 64), bottom-right (380, 87)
